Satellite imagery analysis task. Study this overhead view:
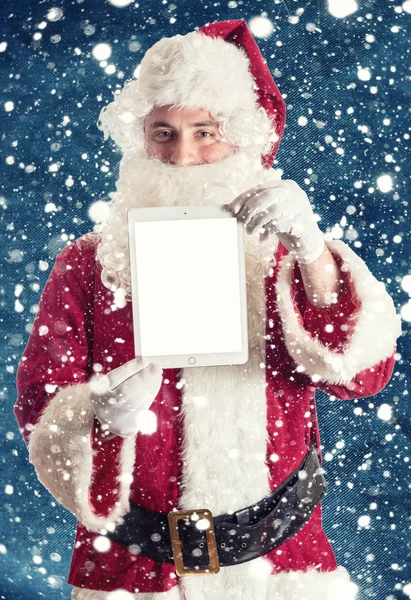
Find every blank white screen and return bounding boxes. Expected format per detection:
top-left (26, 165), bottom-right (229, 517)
top-left (133, 218), bottom-right (243, 356)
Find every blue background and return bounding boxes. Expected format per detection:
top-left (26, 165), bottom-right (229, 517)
top-left (1, 0), bottom-right (410, 598)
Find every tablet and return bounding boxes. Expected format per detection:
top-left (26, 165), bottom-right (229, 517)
top-left (128, 205), bottom-right (248, 368)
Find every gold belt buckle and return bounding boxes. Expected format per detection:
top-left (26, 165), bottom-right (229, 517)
top-left (167, 508), bottom-right (220, 577)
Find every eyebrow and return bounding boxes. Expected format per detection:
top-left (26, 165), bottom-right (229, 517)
top-left (150, 120), bottom-right (218, 129)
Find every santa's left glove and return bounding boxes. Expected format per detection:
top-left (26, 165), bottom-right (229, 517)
top-left (89, 357), bottom-right (163, 437)
top-left (227, 179), bottom-right (325, 264)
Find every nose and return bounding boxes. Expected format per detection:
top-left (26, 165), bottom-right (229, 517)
top-left (169, 138), bottom-right (198, 166)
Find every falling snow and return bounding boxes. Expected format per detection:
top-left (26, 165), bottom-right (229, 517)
top-left (2, 1), bottom-right (409, 599)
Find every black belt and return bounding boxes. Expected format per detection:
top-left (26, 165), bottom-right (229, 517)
top-left (105, 444), bottom-right (326, 576)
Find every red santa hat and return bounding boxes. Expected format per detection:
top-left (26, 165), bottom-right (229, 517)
top-left (199, 20), bottom-right (286, 167)
top-left (97, 20), bottom-right (286, 167)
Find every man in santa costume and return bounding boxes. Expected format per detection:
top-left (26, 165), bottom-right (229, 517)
top-left (15, 20), bottom-right (401, 600)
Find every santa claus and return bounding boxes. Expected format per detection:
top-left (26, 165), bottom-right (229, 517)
top-left (15, 20), bottom-right (401, 600)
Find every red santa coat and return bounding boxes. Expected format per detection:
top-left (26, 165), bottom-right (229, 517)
top-left (15, 233), bottom-right (400, 599)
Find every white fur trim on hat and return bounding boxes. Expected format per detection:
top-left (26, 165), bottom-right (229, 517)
top-left (97, 32), bottom-right (277, 158)
top-left (28, 383), bottom-right (136, 533)
top-left (137, 32), bottom-right (257, 117)
top-left (275, 240), bottom-right (401, 385)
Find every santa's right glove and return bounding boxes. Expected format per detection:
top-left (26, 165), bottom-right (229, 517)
top-left (89, 357), bottom-right (163, 437)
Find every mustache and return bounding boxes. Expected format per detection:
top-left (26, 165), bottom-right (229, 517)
top-left (120, 150), bottom-right (255, 185)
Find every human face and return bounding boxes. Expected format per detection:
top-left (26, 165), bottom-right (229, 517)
top-left (144, 105), bottom-right (235, 166)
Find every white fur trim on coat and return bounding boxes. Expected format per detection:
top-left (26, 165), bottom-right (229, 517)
top-left (178, 236), bottom-right (272, 515)
top-left (267, 566), bottom-right (358, 600)
top-left (178, 239), bottom-right (274, 599)
top-left (275, 239), bottom-right (401, 385)
top-left (71, 566), bottom-right (358, 599)
top-left (28, 383), bottom-right (136, 533)
top-left (71, 586), bottom-right (181, 599)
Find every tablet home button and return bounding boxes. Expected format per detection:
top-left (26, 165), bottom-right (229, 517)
top-left (188, 357), bottom-right (196, 365)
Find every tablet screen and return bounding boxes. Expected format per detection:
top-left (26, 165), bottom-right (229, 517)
top-left (133, 217), bottom-right (243, 356)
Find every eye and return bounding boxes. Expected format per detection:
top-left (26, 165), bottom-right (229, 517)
top-left (197, 131), bottom-right (213, 138)
top-left (152, 130), bottom-right (173, 141)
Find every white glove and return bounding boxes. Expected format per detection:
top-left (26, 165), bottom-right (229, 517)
top-left (89, 357), bottom-right (163, 437)
top-left (227, 179), bottom-right (325, 264)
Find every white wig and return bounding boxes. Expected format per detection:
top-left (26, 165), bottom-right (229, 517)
top-left (96, 31), bottom-right (279, 161)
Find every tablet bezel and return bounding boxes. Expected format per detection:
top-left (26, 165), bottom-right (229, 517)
top-left (127, 205), bottom-right (248, 368)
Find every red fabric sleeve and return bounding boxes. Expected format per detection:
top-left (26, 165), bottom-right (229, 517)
top-left (292, 252), bottom-right (360, 352)
top-left (14, 240), bottom-right (96, 444)
top-left (283, 246), bottom-right (396, 400)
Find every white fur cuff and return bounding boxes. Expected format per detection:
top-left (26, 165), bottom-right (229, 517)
top-left (28, 383), bottom-right (136, 532)
top-left (275, 239), bottom-right (401, 385)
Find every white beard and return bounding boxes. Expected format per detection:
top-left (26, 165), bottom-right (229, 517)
top-left (97, 150), bottom-right (283, 599)
top-left (96, 149), bottom-right (281, 299)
